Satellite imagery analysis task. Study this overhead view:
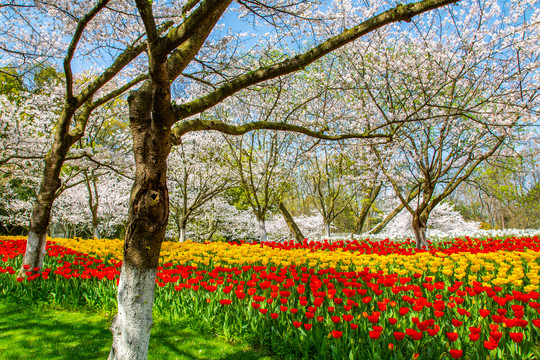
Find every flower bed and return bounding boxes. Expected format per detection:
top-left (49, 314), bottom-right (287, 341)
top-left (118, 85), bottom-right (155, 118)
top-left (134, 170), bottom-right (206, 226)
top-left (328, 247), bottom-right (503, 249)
top-left (1, 235), bottom-right (540, 359)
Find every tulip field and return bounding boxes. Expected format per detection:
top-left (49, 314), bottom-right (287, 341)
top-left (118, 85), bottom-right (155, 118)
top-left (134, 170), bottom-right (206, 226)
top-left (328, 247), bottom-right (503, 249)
top-left (1, 235), bottom-right (540, 359)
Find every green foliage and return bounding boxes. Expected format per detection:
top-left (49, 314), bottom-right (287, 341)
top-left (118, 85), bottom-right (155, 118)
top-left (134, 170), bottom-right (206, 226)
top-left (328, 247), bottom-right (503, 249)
top-left (225, 186), bottom-right (252, 211)
top-left (0, 68), bottom-right (24, 99)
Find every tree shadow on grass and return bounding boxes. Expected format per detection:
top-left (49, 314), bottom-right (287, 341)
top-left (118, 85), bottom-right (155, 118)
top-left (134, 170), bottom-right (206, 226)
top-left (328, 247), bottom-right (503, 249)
top-left (0, 302), bottom-right (273, 360)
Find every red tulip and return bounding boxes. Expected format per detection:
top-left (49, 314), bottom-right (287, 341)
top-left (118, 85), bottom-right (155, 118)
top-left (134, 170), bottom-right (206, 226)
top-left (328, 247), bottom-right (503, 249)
top-left (509, 332), bottom-right (523, 343)
top-left (399, 307), bottom-right (409, 316)
top-left (479, 309), bottom-right (490, 317)
top-left (406, 329), bottom-right (422, 341)
top-left (490, 331), bottom-right (502, 341)
top-left (484, 340), bottom-right (498, 350)
top-left (449, 349), bottom-right (463, 359)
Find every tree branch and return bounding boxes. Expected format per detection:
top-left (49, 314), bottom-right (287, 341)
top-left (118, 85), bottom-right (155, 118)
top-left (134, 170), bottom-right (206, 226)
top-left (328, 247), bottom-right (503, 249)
top-left (172, 0), bottom-right (460, 121)
top-left (64, 0), bottom-right (111, 102)
top-left (170, 119), bottom-right (391, 145)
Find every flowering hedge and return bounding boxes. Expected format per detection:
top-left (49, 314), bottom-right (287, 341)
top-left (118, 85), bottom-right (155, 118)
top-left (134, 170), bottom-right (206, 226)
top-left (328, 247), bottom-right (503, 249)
top-left (1, 235), bottom-right (540, 359)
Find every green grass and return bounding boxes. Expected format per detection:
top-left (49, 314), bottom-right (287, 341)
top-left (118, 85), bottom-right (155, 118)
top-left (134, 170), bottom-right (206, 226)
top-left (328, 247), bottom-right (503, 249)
top-left (0, 301), bottom-right (274, 360)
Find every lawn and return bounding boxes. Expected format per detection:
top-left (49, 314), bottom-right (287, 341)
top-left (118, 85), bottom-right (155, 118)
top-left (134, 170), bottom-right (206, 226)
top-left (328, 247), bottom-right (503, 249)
top-left (0, 301), bottom-right (273, 360)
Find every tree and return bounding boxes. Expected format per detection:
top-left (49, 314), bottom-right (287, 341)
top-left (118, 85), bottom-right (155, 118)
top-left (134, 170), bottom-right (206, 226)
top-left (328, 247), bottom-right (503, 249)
top-left (454, 142), bottom-right (540, 229)
top-left (167, 131), bottom-right (235, 242)
top-left (226, 130), bottom-right (301, 242)
top-left (2, 0), bottom-right (473, 358)
top-left (383, 201), bottom-right (480, 237)
top-left (299, 144), bottom-right (361, 237)
top-left (344, 6), bottom-right (540, 248)
top-left (2, 1), bottom-right (153, 277)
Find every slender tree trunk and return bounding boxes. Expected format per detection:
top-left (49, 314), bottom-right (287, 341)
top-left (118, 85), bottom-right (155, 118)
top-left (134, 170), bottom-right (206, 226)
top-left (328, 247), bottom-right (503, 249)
top-left (354, 183), bottom-right (382, 234)
top-left (86, 171), bottom-right (101, 239)
top-left (205, 219), bottom-right (218, 242)
top-left (92, 224), bottom-right (101, 240)
top-left (412, 214), bottom-right (428, 250)
top-left (279, 202), bottom-right (304, 243)
top-left (323, 221), bottom-right (331, 238)
top-left (179, 223), bottom-right (187, 242)
top-left (108, 89), bottom-right (171, 360)
top-left (258, 218), bottom-right (267, 242)
top-left (369, 203), bottom-right (406, 234)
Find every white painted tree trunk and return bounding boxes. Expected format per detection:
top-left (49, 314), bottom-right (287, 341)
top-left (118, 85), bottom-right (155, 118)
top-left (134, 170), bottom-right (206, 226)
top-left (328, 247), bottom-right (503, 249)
top-left (18, 230), bottom-right (47, 277)
top-left (179, 226), bottom-right (186, 242)
top-left (258, 218), bottom-right (267, 242)
top-left (92, 225), bottom-right (101, 240)
top-left (108, 262), bottom-right (157, 360)
top-left (323, 222), bottom-right (331, 238)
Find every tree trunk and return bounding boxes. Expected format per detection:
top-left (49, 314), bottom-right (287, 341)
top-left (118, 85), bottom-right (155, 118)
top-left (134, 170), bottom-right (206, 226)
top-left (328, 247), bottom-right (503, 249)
top-left (108, 88), bottom-right (171, 360)
top-left (412, 214), bottom-right (428, 250)
top-left (279, 202), bottom-right (304, 243)
top-left (18, 142), bottom-right (67, 277)
top-left (92, 224), bottom-right (101, 240)
top-left (323, 222), bottom-right (331, 238)
top-left (179, 224), bottom-right (187, 242)
top-left (354, 183), bottom-right (382, 234)
top-left (369, 202), bottom-right (406, 234)
top-left (109, 262), bottom-right (157, 360)
top-left (258, 218), bottom-right (267, 242)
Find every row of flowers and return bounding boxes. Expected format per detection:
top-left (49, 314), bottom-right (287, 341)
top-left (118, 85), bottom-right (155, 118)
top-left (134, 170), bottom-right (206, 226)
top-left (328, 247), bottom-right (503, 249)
top-left (1, 235), bottom-right (540, 359)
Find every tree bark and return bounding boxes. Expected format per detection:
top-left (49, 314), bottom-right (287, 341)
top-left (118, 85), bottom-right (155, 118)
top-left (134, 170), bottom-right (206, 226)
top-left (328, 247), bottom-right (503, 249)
top-left (108, 262), bottom-right (157, 360)
top-left (412, 213), bottom-right (429, 250)
top-left (258, 218), bottom-right (267, 242)
top-left (108, 88), bottom-right (171, 360)
top-left (179, 223), bottom-right (187, 242)
top-left (18, 120), bottom-right (72, 277)
top-left (92, 224), bottom-right (101, 240)
top-left (354, 183), bottom-right (382, 234)
top-left (323, 222), bottom-right (331, 238)
top-left (279, 202), bottom-right (304, 244)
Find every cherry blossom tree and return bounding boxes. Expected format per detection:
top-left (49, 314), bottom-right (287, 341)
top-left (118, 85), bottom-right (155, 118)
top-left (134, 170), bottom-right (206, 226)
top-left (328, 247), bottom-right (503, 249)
top-left (381, 201), bottom-right (480, 238)
top-left (299, 144), bottom-right (361, 237)
top-left (167, 131), bottom-right (235, 242)
top-left (330, 0), bottom-right (540, 248)
top-left (182, 196), bottom-right (259, 242)
top-left (225, 130), bottom-right (303, 242)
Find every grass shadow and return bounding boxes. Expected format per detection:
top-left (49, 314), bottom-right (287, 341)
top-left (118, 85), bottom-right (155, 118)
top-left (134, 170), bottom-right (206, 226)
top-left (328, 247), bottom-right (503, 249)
top-left (0, 301), bottom-right (273, 360)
